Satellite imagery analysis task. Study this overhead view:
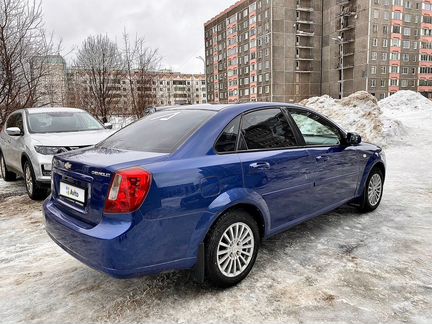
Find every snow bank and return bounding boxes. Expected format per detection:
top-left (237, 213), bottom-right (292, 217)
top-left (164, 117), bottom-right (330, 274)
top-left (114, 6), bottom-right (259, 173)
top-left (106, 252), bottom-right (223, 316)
top-left (109, 116), bottom-right (135, 130)
top-left (300, 91), bottom-right (407, 146)
top-left (379, 90), bottom-right (432, 114)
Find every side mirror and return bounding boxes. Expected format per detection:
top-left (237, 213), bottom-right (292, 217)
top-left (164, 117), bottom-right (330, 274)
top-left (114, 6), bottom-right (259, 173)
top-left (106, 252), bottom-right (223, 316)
top-left (6, 127), bottom-right (22, 136)
top-left (346, 132), bottom-right (362, 145)
top-left (103, 123), bottom-right (113, 130)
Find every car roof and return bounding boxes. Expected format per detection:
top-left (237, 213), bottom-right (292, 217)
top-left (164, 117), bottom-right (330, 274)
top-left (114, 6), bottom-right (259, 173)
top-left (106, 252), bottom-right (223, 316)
top-left (160, 102), bottom-right (308, 113)
top-left (25, 107), bottom-right (86, 114)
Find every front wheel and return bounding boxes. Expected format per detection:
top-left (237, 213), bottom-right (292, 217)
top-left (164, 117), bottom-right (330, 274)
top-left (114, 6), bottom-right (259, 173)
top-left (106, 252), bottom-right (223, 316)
top-left (23, 161), bottom-right (48, 200)
top-left (205, 209), bottom-right (260, 287)
top-left (359, 167), bottom-right (384, 212)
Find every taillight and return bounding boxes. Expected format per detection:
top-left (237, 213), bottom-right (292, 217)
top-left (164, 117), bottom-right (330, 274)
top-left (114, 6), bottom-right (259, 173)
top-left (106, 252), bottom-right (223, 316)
top-left (104, 168), bottom-right (152, 214)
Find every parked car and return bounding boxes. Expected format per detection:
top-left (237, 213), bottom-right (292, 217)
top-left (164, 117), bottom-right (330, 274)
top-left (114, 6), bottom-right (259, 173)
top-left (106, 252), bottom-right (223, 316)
top-left (43, 103), bottom-right (386, 287)
top-left (0, 107), bottom-right (114, 200)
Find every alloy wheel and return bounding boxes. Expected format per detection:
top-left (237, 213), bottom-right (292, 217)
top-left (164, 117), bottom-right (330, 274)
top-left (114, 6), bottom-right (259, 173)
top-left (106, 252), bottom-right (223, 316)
top-left (25, 165), bottom-right (33, 195)
top-left (368, 173), bottom-right (382, 207)
top-left (217, 222), bottom-right (255, 278)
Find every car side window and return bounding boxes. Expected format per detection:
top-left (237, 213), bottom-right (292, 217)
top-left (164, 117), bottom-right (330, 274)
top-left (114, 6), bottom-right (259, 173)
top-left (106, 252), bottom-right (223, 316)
top-left (215, 116), bottom-right (241, 153)
top-left (239, 108), bottom-right (297, 151)
top-left (290, 110), bottom-right (341, 146)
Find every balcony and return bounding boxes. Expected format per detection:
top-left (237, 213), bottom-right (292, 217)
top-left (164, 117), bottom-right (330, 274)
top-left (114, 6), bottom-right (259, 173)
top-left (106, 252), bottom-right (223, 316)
top-left (337, 25), bottom-right (355, 32)
top-left (296, 30), bottom-right (315, 37)
top-left (296, 18), bottom-right (314, 25)
top-left (296, 5), bottom-right (313, 12)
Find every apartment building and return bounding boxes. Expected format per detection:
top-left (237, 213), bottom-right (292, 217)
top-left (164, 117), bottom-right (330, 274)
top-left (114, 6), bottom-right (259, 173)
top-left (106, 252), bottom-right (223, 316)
top-left (205, 0), bottom-right (432, 103)
top-left (205, 0), bottom-right (322, 103)
top-left (32, 56), bottom-right (207, 112)
top-left (155, 71), bottom-right (207, 106)
top-left (31, 55), bottom-right (67, 107)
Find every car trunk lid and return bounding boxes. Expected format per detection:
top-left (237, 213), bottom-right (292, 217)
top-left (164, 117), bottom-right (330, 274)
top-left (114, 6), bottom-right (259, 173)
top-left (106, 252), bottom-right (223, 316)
top-left (51, 147), bottom-right (168, 226)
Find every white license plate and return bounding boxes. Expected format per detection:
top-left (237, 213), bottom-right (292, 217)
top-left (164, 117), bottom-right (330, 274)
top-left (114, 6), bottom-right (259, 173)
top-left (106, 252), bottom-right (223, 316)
top-left (59, 182), bottom-right (86, 204)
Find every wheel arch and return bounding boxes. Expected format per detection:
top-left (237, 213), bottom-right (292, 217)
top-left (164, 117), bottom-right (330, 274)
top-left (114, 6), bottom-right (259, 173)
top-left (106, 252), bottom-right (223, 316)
top-left (373, 161), bottom-right (386, 180)
top-left (187, 188), bottom-right (271, 259)
top-left (356, 158), bottom-right (386, 198)
top-left (21, 152), bottom-right (31, 173)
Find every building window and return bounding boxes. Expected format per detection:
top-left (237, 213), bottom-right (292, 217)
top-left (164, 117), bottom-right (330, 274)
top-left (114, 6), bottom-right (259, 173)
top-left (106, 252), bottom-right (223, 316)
top-left (371, 66), bottom-right (377, 74)
top-left (371, 79), bottom-right (376, 88)
top-left (372, 52), bottom-right (378, 60)
top-left (374, 10), bottom-right (380, 19)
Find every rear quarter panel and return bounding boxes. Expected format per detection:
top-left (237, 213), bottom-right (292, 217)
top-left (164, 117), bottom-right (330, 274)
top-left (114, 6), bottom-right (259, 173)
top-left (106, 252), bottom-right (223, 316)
top-left (138, 154), bottom-right (248, 264)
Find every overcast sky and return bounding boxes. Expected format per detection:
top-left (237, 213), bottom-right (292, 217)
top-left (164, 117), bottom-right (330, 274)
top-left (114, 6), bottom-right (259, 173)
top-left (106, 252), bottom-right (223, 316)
top-left (42, 0), bottom-right (234, 74)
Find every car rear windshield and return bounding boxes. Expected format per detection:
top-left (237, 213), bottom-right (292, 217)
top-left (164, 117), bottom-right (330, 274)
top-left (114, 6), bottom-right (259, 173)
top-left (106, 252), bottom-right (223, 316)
top-left (98, 109), bottom-right (216, 153)
top-left (28, 111), bottom-right (104, 133)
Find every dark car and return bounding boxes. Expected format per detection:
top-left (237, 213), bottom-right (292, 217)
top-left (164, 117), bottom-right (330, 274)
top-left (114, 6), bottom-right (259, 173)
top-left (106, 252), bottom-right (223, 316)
top-left (43, 103), bottom-right (385, 287)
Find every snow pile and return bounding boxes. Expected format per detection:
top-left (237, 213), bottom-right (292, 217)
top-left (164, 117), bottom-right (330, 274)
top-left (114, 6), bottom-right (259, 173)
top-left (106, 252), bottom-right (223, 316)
top-left (300, 91), bottom-right (406, 145)
top-left (379, 90), bottom-right (432, 115)
top-left (109, 115), bottom-right (135, 130)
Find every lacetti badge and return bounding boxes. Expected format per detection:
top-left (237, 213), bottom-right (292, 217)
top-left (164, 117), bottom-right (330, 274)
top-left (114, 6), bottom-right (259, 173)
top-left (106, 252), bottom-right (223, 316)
top-left (91, 171), bottom-right (111, 178)
top-left (64, 162), bottom-right (72, 170)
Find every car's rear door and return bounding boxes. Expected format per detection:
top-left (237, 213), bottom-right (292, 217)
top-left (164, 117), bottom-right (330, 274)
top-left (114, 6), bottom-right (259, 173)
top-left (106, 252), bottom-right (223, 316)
top-left (3, 112), bottom-right (25, 172)
top-left (287, 108), bottom-right (361, 210)
top-left (237, 108), bottom-right (316, 231)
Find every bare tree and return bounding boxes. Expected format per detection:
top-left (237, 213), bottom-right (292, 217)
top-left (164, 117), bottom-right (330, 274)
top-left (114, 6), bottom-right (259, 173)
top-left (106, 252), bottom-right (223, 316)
top-left (74, 34), bottom-right (123, 121)
top-left (0, 0), bottom-right (56, 126)
top-left (122, 31), bottom-right (161, 119)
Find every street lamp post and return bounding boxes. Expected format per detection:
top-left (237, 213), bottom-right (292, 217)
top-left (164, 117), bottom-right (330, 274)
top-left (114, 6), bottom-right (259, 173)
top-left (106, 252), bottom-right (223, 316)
top-left (332, 36), bottom-right (344, 98)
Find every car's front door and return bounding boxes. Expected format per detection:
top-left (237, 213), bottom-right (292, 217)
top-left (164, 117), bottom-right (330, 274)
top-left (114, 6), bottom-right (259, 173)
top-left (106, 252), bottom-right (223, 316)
top-left (238, 108), bottom-right (316, 231)
top-left (288, 108), bottom-right (361, 211)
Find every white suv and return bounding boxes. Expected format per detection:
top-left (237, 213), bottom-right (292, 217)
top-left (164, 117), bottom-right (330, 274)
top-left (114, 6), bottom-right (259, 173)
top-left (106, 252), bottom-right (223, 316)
top-left (0, 107), bottom-right (114, 200)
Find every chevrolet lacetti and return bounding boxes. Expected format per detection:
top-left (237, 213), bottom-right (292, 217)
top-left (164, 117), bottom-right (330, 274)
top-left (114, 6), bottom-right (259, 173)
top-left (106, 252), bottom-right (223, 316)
top-left (43, 103), bottom-right (386, 287)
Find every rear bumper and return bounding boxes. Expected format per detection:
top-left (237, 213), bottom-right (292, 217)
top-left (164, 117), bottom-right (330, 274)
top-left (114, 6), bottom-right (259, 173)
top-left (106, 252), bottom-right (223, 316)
top-left (43, 198), bottom-right (198, 278)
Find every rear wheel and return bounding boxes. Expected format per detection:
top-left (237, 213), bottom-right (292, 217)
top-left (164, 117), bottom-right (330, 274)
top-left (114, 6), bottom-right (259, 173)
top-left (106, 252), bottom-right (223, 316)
top-left (205, 209), bottom-right (260, 287)
top-left (0, 152), bottom-right (16, 182)
top-left (359, 167), bottom-right (384, 212)
top-left (23, 160), bottom-right (48, 200)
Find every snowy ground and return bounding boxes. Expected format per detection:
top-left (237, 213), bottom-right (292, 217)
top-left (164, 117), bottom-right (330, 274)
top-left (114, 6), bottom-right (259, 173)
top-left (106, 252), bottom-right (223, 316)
top-left (1, 93), bottom-right (432, 323)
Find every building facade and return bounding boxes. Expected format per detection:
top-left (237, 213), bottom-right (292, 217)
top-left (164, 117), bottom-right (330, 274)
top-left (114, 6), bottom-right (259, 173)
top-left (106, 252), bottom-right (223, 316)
top-left (205, 0), bottom-right (432, 103)
top-left (32, 55), bottom-right (67, 107)
top-left (155, 71), bottom-right (207, 106)
top-left (32, 55), bottom-right (207, 113)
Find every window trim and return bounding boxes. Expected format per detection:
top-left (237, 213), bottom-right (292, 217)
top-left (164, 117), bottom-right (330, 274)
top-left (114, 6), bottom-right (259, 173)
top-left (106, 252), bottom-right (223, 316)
top-left (214, 106), bottom-right (348, 155)
top-left (215, 107), bottom-right (302, 155)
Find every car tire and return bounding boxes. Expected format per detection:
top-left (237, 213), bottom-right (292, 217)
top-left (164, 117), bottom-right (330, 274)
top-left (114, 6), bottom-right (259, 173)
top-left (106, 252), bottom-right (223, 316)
top-left (0, 152), bottom-right (16, 182)
top-left (359, 167), bottom-right (384, 212)
top-left (205, 209), bottom-right (260, 288)
top-left (23, 160), bottom-right (48, 200)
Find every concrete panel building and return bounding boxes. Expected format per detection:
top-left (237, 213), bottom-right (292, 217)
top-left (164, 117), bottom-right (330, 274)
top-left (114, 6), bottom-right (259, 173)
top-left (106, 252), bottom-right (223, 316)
top-left (205, 0), bottom-right (432, 103)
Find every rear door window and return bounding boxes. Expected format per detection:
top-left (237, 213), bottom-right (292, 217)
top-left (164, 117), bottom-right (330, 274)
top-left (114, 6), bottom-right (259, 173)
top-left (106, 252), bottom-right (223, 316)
top-left (239, 108), bottom-right (297, 150)
top-left (99, 110), bottom-right (215, 153)
top-left (215, 116), bottom-right (241, 153)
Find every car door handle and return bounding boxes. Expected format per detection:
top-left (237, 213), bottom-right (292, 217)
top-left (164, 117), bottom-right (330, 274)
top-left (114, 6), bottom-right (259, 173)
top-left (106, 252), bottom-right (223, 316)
top-left (249, 162), bottom-right (271, 170)
top-left (316, 155), bottom-right (330, 162)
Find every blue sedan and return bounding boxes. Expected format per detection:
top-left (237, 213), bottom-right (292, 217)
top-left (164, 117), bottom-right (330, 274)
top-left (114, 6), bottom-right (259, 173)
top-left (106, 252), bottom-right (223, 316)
top-left (43, 103), bottom-right (385, 287)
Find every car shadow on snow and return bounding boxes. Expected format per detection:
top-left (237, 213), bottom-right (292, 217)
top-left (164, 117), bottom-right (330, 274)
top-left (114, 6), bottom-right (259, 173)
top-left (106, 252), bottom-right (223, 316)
top-left (56, 203), bottom-right (371, 322)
